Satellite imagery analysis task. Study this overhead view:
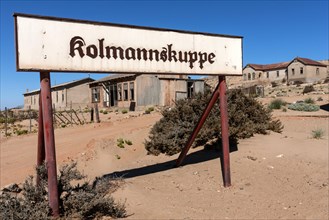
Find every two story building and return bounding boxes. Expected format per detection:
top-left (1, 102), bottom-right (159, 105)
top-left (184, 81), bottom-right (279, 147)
top-left (243, 57), bottom-right (327, 85)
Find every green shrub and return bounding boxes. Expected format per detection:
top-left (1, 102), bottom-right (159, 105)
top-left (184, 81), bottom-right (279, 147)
top-left (311, 128), bottom-right (324, 139)
top-left (148, 107), bottom-right (154, 112)
top-left (145, 89), bottom-right (283, 156)
top-left (282, 107), bottom-right (287, 112)
top-left (268, 99), bottom-right (286, 110)
top-left (103, 110), bottom-right (108, 114)
top-left (317, 96), bottom-right (323, 101)
top-left (0, 162), bottom-right (126, 219)
top-left (145, 109), bottom-right (151, 114)
top-left (288, 103), bottom-right (320, 112)
top-left (16, 129), bottom-right (28, 136)
top-left (304, 97), bottom-right (315, 104)
top-left (100, 109), bottom-right (104, 113)
top-left (117, 138), bottom-right (125, 148)
top-left (125, 139), bottom-right (133, 145)
top-left (0, 117), bottom-right (16, 124)
top-left (121, 109), bottom-right (128, 114)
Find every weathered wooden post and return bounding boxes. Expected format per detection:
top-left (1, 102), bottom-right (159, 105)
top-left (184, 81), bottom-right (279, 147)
top-left (90, 107), bottom-right (94, 122)
top-left (29, 106), bottom-right (32, 132)
top-left (5, 107), bottom-right (8, 137)
top-left (94, 103), bottom-right (100, 123)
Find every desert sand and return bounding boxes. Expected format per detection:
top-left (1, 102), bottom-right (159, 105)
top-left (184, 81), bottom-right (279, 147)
top-left (1, 92), bottom-right (328, 219)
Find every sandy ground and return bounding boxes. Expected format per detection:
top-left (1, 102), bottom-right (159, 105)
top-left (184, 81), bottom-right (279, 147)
top-left (1, 96), bottom-right (328, 219)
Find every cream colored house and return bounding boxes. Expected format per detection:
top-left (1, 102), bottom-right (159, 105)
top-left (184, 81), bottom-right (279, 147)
top-left (23, 78), bottom-right (95, 110)
top-left (243, 57), bottom-right (327, 85)
top-left (287, 57), bottom-right (327, 83)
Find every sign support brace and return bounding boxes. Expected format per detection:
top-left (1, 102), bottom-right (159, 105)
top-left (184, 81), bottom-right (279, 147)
top-left (175, 75), bottom-right (231, 187)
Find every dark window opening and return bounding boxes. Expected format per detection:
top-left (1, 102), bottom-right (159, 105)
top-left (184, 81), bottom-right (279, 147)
top-left (62, 91), bottom-right (64, 102)
top-left (56, 91), bottom-right (58, 103)
top-left (276, 71), bottom-right (279, 78)
top-left (292, 68), bottom-right (295, 75)
top-left (110, 84), bottom-right (118, 107)
top-left (300, 67), bottom-right (303, 74)
top-left (316, 68), bottom-right (319, 75)
top-left (266, 72), bottom-right (269, 78)
top-left (187, 81), bottom-right (194, 98)
top-left (92, 87), bottom-right (100, 103)
top-left (123, 83), bottom-right (128, 101)
top-left (252, 72), bottom-right (255, 80)
top-left (129, 82), bottom-right (135, 101)
top-left (248, 73), bottom-right (251, 80)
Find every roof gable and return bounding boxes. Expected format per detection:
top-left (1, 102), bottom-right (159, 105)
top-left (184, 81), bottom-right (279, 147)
top-left (289, 57), bottom-right (327, 67)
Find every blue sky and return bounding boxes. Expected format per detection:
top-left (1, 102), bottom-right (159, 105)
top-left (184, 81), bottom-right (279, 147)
top-left (1, 0), bottom-right (328, 109)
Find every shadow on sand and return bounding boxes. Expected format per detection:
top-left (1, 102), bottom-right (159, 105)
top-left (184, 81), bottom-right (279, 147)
top-left (320, 103), bottom-right (329, 112)
top-left (103, 142), bottom-right (238, 180)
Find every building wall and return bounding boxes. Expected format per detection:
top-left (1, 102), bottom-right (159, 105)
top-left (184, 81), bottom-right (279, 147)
top-left (24, 93), bottom-right (39, 110)
top-left (66, 83), bottom-right (92, 109)
top-left (242, 67), bottom-right (263, 81)
top-left (159, 79), bottom-right (187, 106)
top-left (117, 80), bottom-right (136, 108)
top-left (194, 81), bottom-right (204, 94)
top-left (24, 83), bottom-right (91, 110)
top-left (304, 65), bottom-right (327, 83)
top-left (266, 69), bottom-right (286, 82)
top-left (287, 61), bottom-right (327, 83)
top-left (136, 75), bottom-right (160, 106)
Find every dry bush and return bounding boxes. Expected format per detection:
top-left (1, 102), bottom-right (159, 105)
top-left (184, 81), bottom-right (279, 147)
top-left (302, 85), bottom-right (315, 94)
top-left (0, 162), bottom-right (126, 220)
top-left (145, 89), bottom-right (283, 156)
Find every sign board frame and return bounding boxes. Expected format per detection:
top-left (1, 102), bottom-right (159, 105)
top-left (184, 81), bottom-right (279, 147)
top-left (13, 13), bottom-right (242, 217)
top-left (14, 13), bottom-right (243, 75)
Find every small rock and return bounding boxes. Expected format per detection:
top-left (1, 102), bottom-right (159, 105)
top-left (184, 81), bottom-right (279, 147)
top-left (193, 171), bottom-right (199, 175)
top-left (276, 154), bottom-right (284, 158)
top-left (267, 165), bottom-right (274, 169)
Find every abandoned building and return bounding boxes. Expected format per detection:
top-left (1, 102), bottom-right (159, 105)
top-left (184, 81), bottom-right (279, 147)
top-left (243, 57), bottom-right (327, 85)
top-left (88, 74), bottom-right (204, 110)
top-left (23, 77), bottom-right (95, 110)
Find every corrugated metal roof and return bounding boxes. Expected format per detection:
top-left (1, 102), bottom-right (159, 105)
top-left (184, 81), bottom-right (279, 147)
top-left (293, 57), bottom-right (327, 67)
top-left (89, 74), bottom-right (136, 84)
top-left (24, 77), bottom-right (94, 95)
top-left (246, 62), bottom-right (289, 71)
top-left (244, 57), bottom-right (326, 71)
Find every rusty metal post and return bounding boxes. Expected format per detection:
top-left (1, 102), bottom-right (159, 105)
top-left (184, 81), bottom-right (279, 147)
top-left (175, 83), bottom-right (220, 167)
top-left (218, 76), bottom-right (231, 187)
top-left (40, 72), bottom-right (59, 217)
top-left (37, 93), bottom-right (45, 186)
top-left (29, 106), bottom-right (32, 132)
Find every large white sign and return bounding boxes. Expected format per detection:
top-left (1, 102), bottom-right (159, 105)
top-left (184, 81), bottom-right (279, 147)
top-left (14, 14), bottom-right (243, 75)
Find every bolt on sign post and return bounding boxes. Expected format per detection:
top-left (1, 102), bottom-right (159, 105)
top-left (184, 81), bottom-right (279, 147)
top-left (14, 13), bottom-right (242, 216)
